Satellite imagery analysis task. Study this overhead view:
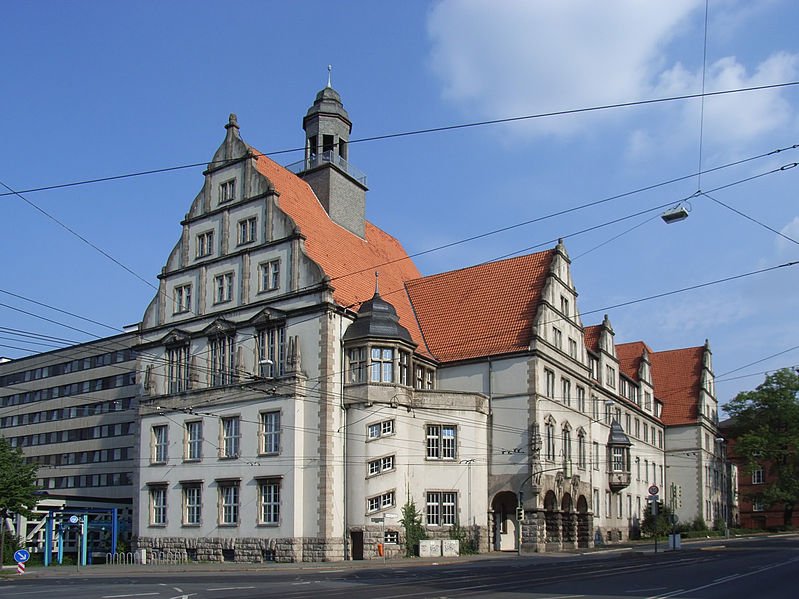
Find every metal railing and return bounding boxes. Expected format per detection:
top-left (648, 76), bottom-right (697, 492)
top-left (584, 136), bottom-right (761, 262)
top-left (286, 151), bottom-right (367, 186)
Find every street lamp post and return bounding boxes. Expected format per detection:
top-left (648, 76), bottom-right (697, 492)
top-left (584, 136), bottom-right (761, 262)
top-left (715, 437), bottom-right (730, 537)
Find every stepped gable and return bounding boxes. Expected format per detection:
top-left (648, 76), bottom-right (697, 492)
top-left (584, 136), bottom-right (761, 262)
top-left (616, 341), bottom-right (652, 381)
top-left (251, 153), bottom-right (429, 355)
top-left (406, 250), bottom-right (554, 363)
top-left (650, 346), bottom-right (704, 425)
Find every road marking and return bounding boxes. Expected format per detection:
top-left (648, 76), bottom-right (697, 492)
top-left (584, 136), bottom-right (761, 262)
top-left (102, 594), bottom-right (161, 599)
top-left (647, 555), bottom-right (799, 599)
top-left (172, 589), bottom-right (183, 594)
top-left (206, 587), bottom-right (256, 592)
top-left (626, 588), bottom-right (667, 593)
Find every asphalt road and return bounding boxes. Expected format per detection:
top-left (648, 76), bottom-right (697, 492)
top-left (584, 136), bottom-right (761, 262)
top-left (2, 534), bottom-right (798, 599)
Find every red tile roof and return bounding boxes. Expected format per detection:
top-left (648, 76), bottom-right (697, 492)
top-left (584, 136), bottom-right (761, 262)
top-left (650, 346), bottom-right (704, 426)
top-left (583, 325), bottom-right (602, 353)
top-left (405, 251), bottom-right (554, 362)
top-left (616, 341), bottom-right (653, 382)
top-left (252, 154), bottom-right (429, 354)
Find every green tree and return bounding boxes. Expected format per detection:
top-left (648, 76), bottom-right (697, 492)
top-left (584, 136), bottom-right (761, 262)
top-left (399, 499), bottom-right (426, 557)
top-left (0, 437), bottom-right (39, 565)
top-left (642, 500), bottom-right (674, 537)
top-left (724, 368), bottom-right (799, 526)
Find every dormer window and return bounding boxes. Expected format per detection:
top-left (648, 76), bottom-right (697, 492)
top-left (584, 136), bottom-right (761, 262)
top-left (219, 179), bottom-right (236, 203)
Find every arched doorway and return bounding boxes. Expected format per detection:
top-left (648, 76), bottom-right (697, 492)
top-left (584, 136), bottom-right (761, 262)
top-left (543, 490), bottom-right (560, 549)
top-left (561, 493), bottom-right (575, 547)
top-left (491, 491), bottom-right (519, 551)
top-left (576, 495), bottom-right (591, 548)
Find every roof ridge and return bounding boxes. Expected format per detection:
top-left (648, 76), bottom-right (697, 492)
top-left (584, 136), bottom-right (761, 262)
top-left (407, 248), bottom-right (556, 286)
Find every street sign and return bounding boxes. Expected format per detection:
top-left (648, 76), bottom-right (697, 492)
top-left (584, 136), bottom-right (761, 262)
top-left (370, 517), bottom-right (384, 523)
top-left (648, 484), bottom-right (659, 496)
top-left (648, 494), bottom-right (659, 502)
top-left (13, 549), bottom-right (30, 563)
top-left (670, 514), bottom-right (679, 525)
top-left (69, 515), bottom-right (79, 525)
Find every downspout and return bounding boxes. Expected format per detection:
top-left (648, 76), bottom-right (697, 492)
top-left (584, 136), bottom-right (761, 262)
top-left (340, 314), bottom-right (349, 560)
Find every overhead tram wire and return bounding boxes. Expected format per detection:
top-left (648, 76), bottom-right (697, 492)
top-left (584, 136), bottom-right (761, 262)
top-left (701, 191), bottom-right (799, 246)
top-left (2, 80), bottom-right (798, 199)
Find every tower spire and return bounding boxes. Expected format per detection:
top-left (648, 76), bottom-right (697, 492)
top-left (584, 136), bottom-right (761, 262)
top-left (327, 64), bottom-right (332, 88)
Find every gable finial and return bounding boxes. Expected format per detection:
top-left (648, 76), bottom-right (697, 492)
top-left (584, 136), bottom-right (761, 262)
top-left (374, 271), bottom-right (380, 296)
top-left (327, 64), bottom-right (332, 88)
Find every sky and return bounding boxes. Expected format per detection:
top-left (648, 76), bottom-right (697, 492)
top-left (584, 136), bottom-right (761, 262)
top-left (1, 0), bottom-right (798, 409)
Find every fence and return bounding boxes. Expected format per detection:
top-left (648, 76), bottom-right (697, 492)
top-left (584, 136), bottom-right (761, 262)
top-left (105, 550), bottom-right (187, 565)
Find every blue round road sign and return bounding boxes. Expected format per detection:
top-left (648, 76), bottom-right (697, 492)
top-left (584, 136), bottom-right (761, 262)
top-left (14, 549), bottom-right (30, 563)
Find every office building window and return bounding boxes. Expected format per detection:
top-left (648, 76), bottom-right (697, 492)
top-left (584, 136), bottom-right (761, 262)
top-left (183, 485), bottom-right (201, 525)
top-left (185, 420), bottom-right (202, 461)
top-left (426, 424), bottom-right (457, 460)
top-left (368, 455), bottom-right (395, 477)
top-left (238, 216), bottom-right (257, 245)
top-left (752, 467), bottom-right (765, 484)
top-left (167, 344), bottom-right (190, 393)
top-left (260, 411), bottom-right (280, 455)
top-left (553, 327), bottom-right (562, 349)
top-left (257, 325), bottom-right (286, 378)
top-left (218, 482), bottom-right (239, 525)
top-left (577, 386), bottom-right (586, 412)
top-left (348, 347), bottom-right (367, 383)
top-left (426, 491), bottom-right (457, 526)
top-left (367, 491), bottom-right (395, 513)
top-left (213, 272), bottom-right (234, 304)
top-left (150, 486), bottom-right (167, 525)
top-left (152, 425), bottom-right (168, 464)
top-left (219, 179), bottom-right (236, 203)
top-left (196, 230), bottom-right (214, 258)
top-left (174, 284), bottom-right (192, 314)
top-left (544, 369), bottom-right (555, 398)
top-left (210, 333), bottom-right (235, 386)
top-left (259, 259), bottom-right (280, 292)
top-left (371, 347), bottom-right (394, 383)
top-left (220, 416), bottom-right (240, 458)
top-left (368, 419), bottom-right (394, 440)
top-left (399, 351), bottom-right (410, 385)
top-left (259, 479), bottom-right (280, 524)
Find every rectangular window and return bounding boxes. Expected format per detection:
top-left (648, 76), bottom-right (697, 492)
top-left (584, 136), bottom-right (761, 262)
top-left (220, 417), bottom-right (240, 458)
top-left (174, 284), bottom-right (192, 314)
top-left (561, 378), bottom-right (571, 406)
top-left (625, 413), bottom-right (631, 434)
top-left (593, 442), bottom-right (599, 471)
top-left (644, 424), bottom-right (649, 444)
top-left (657, 430), bottom-right (663, 448)
top-left (260, 411), bottom-right (280, 455)
top-left (612, 447), bottom-right (624, 472)
top-left (426, 491), bottom-right (457, 526)
top-left (368, 455), bottom-right (395, 476)
top-left (368, 419), bottom-right (394, 440)
top-left (196, 230), bottom-right (214, 258)
top-left (644, 391), bottom-right (652, 411)
top-left (560, 295), bottom-right (570, 316)
top-left (752, 497), bottom-right (764, 512)
top-left (210, 334), bottom-right (235, 386)
top-left (219, 482), bottom-right (239, 525)
top-left (348, 347), bottom-right (367, 383)
top-left (577, 433), bottom-right (586, 469)
top-left (183, 485), bottom-right (201, 525)
top-left (426, 424), bottom-right (457, 460)
top-left (589, 357), bottom-right (599, 381)
top-left (238, 216), bottom-right (257, 245)
top-left (399, 351), bottom-right (410, 386)
top-left (150, 486), bottom-right (167, 525)
top-left (219, 179), bottom-right (236, 203)
top-left (259, 479), bottom-right (280, 524)
top-left (752, 467), bottom-right (765, 484)
top-left (553, 327), bottom-right (562, 349)
top-left (606, 366), bottom-right (616, 388)
top-left (185, 420), bottom-right (202, 461)
top-left (634, 418), bottom-right (640, 438)
top-left (593, 488), bottom-right (600, 518)
top-left (213, 272), bottom-right (234, 304)
top-left (259, 260), bottom-right (280, 292)
top-left (577, 386), bottom-right (585, 412)
top-left (167, 345), bottom-right (190, 393)
top-left (544, 369), bottom-right (555, 398)
top-left (258, 325), bottom-right (286, 378)
top-left (371, 347), bottom-right (394, 383)
top-left (367, 491), bottom-right (395, 513)
top-left (568, 338), bottom-right (578, 359)
top-left (152, 425), bottom-right (168, 464)
top-left (384, 531), bottom-right (399, 544)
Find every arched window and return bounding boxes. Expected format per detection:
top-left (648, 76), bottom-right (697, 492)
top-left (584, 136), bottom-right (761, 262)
top-left (577, 428), bottom-right (586, 469)
top-left (544, 418), bottom-right (556, 461)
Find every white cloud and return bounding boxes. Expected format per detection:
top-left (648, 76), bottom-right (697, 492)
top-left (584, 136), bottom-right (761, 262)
top-left (776, 216), bottom-right (799, 254)
top-left (427, 0), bottom-right (798, 147)
top-left (427, 0), bottom-right (700, 137)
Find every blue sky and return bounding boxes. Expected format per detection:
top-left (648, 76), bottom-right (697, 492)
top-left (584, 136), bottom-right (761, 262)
top-left (1, 0), bottom-right (798, 408)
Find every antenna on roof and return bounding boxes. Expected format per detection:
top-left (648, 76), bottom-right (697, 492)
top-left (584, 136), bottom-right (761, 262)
top-left (327, 64), bottom-right (332, 88)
